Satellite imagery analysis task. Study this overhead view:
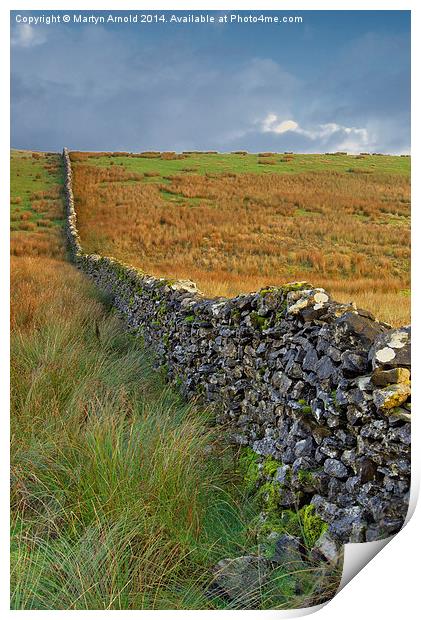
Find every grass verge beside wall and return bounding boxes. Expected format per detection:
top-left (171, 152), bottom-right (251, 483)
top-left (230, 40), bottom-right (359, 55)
top-left (10, 257), bottom-right (254, 609)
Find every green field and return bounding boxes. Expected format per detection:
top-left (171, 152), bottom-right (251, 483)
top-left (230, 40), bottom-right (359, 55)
top-left (10, 150), bottom-right (65, 231)
top-left (78, 150), bottom-right (410, 177)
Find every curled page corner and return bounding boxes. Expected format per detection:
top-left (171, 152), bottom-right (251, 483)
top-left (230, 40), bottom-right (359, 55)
top-left (339, 536), bottom-right (392, 592)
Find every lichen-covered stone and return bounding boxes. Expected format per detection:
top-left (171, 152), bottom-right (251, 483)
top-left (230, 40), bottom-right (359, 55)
top-left (373, 383), bottom-right (411, 410)
top-left (335, 312), bottom-right (386, 347)
top-left (287, 288), bottom-right (329, 316)
top-left (384, 407), bottom-right (411, 423)
top-left (370, 327), bottom-right (411, 369)
top-left (372, 367), bottom-right (410, 386)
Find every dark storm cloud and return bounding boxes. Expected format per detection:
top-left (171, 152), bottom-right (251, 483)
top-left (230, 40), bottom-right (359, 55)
top-left (10, 11), bottom-right (410, 153)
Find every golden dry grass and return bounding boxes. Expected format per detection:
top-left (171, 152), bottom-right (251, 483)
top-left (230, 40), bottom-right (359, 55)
top-left (72, 157), bottom-right (410, 326)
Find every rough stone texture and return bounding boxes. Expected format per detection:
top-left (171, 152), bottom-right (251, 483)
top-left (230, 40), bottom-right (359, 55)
top-left (211, 555), bottom-right (269, 603)
top-left (311, 531), bottom-right (342, 566)
top-left (323, 458), bottom-right (348, 479)
top-left (372, 367), bottom-right (410, 387)
top-left (63, 148), bottom-right (411, 545)
top-left (269, 533), bottom-right (303, 566)
top-left (369, 328), bottom-right (411, 369)
top-left (373, 383), bottom-right (411, 410)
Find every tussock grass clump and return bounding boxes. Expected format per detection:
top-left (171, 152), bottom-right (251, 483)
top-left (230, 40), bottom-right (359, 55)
top-left (258, 158), bottom-right (277, 165)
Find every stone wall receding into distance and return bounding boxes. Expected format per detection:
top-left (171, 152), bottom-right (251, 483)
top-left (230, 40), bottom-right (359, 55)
top-left (63, 148), bottom-right (411, 544)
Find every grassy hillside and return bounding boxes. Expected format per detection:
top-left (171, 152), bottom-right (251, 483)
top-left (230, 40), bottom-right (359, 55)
top-left (70, 151), bottom-right (410, 325)
top-left (73, 150), bottom-right (410, 176)
top-left (10, 150), bottom-right (341, 609)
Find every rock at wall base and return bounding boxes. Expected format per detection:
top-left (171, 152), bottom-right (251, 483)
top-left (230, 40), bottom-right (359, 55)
top-left (210, 555), bottom-right (270, 606)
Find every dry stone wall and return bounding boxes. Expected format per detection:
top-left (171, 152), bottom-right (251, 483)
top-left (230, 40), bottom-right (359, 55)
top-left (63, 148), bottom-right (411, 544)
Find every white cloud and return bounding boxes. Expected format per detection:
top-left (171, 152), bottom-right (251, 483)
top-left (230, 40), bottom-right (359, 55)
top-left (262, 115), bottom-right (298, 134)
top-left (11, 24), bottom-right (46, 48)
top-left (261, 113), bottom-right (371, 152)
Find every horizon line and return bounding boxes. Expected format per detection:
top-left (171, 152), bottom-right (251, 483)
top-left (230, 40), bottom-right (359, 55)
top-left (10, 147), bottom-right (412, 157)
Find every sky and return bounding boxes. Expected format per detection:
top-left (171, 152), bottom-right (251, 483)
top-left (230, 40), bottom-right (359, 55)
top-left (10, 10), bottom-right (410, 153)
